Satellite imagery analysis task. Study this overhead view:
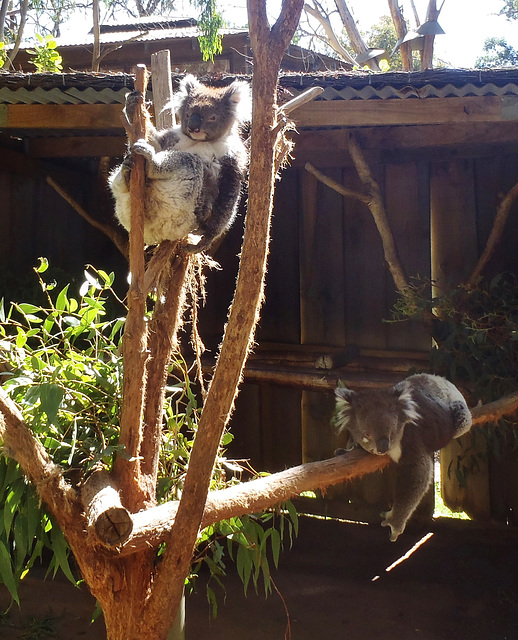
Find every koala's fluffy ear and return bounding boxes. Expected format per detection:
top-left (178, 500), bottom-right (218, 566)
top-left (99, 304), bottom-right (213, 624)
top-left (393, 381), bottom-right (421, 425)
top-left (179, 74), bottom-right (200, 96)
top-left (335, 387), bottom-right (356, 403)
top-left (333, 386), bottom-right (356, 432)
top-left (224, 80), bottom-right (252, 122)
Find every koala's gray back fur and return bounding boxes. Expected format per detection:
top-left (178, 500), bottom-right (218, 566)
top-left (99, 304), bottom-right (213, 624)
top-left (333, 373), bottom-right (472, 541)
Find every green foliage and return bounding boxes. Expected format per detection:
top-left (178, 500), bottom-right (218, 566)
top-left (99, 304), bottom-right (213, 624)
top-left (193, 0), bottom-right (224, 62)
top-left (475, 36), bottom-right (518, 68)
top-left (0, 42), bottom-right (5, 70)
top-left (0, 260), bottom-right (298, 610)
top-left (395, 273), bottom-right (518, 404)
top-left (367, 15), bottom-right (400, 70)
top-left (26, 34), bottom-right (63, 72)
top-left (192, 504), bottom-right (298, 615)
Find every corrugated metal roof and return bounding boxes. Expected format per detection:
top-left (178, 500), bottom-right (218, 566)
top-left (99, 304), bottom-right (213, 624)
top-left (29, 26), bottom-right (247, 49)
top-left (1, 68), bottom-right (518, 105)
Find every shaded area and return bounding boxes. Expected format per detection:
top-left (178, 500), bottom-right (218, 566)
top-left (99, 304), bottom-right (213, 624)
top-left (1, 516), bottom-right (517, 639)
top-left (187, 516), bottom-right (518, 640)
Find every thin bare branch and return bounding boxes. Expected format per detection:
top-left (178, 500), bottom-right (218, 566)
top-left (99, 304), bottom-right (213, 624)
top-left (46, 176), bottom-right (129, 260)
top-left (305, 161), bottom-right (370, 204)
top-left (303, 2), bottom-right (356, 64)
top-left (467, 180), bottom-right (518, 287)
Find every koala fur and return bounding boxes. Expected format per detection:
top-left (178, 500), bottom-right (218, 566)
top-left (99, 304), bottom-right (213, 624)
top-left (334, 373), bottom-right (472, 542)
top-left (109, 75), bottom-right (250, 252)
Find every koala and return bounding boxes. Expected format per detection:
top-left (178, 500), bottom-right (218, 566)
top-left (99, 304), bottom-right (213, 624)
top-left (333, 373), bottom-right (472, 542)
top-left (108, 75), bottom-right (250, 252)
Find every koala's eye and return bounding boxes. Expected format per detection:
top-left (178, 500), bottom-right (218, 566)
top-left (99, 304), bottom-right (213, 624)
top-left (208, 115), bottom-right (216, 122)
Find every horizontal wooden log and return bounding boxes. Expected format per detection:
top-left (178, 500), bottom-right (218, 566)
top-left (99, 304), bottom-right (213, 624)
top-left (291, 121), bottom-right (518, 155)
top-left (81, 469), bottom-right (133, 547)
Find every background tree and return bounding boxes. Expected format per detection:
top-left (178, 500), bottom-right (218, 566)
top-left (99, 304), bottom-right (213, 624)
top-left (301, 0), bottom-right (444, 71)
top-left (475, 35), bottom-right (518, 67)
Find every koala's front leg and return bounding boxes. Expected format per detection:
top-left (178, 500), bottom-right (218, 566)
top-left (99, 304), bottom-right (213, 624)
top-left (381, 447), bottom-right (433, 542)
top-left (186, 155), bottom-right (243, 253)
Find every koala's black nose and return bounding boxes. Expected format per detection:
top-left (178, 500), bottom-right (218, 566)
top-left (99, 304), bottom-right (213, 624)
top-left (188, 113), bottom-right (202, 132)
top-left (376, 437), bottom-right (390, 454)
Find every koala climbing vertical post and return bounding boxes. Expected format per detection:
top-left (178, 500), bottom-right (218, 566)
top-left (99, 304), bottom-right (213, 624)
top-left (114, 64), bottom-right (150, 509)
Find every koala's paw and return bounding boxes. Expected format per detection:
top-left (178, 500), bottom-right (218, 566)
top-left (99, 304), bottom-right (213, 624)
top-left (380, 509), bottom-right (405, 542)
top-left (131, 139), bottom-right (155, 162)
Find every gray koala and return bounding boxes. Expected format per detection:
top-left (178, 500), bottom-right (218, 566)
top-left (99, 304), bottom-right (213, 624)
top-left (334, 373), bottom-right (472, 541)
top-left (109, 75), bottom-right (250, 252)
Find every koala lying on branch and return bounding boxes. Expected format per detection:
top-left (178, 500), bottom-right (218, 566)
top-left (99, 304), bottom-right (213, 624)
top-left (334, 373), bottom-right (472, 541)
top-left (109, 75), bottom-right (250, 252)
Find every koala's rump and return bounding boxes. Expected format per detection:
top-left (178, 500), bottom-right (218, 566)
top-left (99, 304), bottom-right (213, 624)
top-left (402, 374), bottom-right (468, 453)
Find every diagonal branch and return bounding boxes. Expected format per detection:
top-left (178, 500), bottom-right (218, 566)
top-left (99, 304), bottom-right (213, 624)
top-left (303, 1), bottom-right (356, 65)
top-left (466, 180), bottom-right (518, 287)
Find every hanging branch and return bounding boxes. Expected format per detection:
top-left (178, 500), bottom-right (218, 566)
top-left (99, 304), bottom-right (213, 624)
top-left (113, 65), bottom-right (150, 510)
top-left (466, 180), bottom-right (518, 288)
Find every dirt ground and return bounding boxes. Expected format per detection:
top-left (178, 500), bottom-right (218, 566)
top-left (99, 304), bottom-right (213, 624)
top-left (1, 516), bottom-right (517, 639)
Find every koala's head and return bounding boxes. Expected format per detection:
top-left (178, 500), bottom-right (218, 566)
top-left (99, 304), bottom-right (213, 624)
top-left (333, 382), bottom-right (420, 462)
top-left (176, 75), bottom-right (251, 142)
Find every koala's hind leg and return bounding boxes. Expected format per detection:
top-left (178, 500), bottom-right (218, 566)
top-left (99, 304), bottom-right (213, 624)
top-left (381, 449), bottom-right (433, 542)
top-left (451, 400), bottom-right (472, 438)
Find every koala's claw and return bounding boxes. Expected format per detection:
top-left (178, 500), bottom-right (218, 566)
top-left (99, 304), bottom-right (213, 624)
top-left (131, 139), bottom-right (154, 160)
top-left (380, 509), bottom-right (403, 542)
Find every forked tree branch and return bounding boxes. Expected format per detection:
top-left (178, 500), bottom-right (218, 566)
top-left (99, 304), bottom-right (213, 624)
top-left (140, 1), bottom-right (306, 633)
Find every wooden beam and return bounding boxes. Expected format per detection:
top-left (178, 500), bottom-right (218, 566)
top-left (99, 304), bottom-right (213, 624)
top-left (293, 95), bottom-right (518, 127)
top-left (27, 136), bottom-right (126, 158)
top-left (0, 103), bottom-right (124, 129)
top-left (291, 121), bottom-right (518, 154)
top-left (1, 95), bottom-right (517, 134)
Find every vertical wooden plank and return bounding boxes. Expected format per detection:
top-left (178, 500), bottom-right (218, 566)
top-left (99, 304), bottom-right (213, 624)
top-left (299, 167), bottom-right (346, 345)
top-left (431, 158), bottom-right (492, 520)
top-left (227, 383), bottom-right (263, 468)
top-left (342, 164), bottom-right (387, 349)
top-left (431, 159), bottom-right (478, 288)
top-left (261, 386), bottom-right (302, 472)
top-left (259, 168), bottom-right (300, 343)
top-left (299, 166), bottom-right (345, 471)
top-left (384, 161), bottom-right (431, 351)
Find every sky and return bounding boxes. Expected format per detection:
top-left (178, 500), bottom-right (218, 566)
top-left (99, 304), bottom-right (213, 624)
top-left (213, 0), bottom-right (518, 68)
